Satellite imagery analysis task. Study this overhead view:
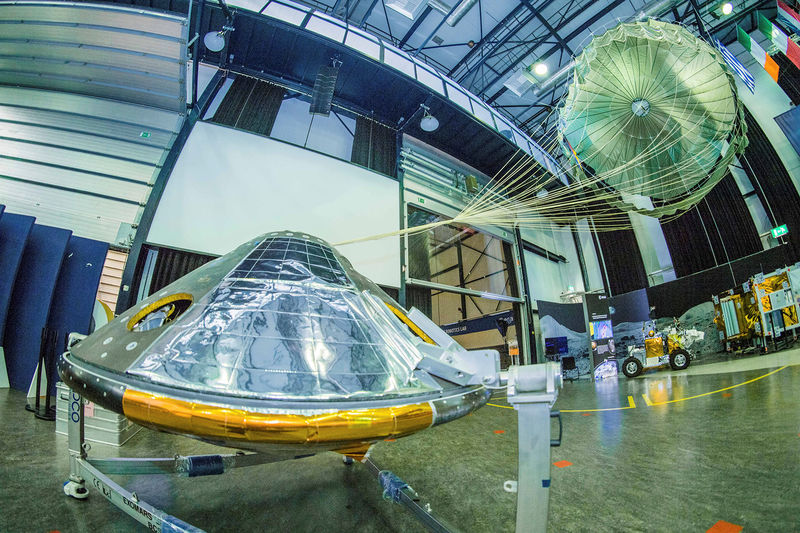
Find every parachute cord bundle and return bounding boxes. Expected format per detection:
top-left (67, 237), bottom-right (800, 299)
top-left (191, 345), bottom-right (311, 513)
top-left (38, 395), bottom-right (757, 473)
top-left (335, 19), bottom-right (747, 248)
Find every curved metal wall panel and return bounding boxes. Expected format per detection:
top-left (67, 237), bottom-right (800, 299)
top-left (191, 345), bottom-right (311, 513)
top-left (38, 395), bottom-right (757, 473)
top-left (0, 0), bottom-right (188, 111)
top-left (0, 87), bottom-right (183, 243)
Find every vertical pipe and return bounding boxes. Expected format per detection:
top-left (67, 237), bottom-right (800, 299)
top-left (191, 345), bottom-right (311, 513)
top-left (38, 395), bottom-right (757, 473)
top-left (397, 131), bottom-right (407, 308)
top-left (514, 227), bottom-right (537, 364)
top-left (191, 0), bottom-right (206, 108)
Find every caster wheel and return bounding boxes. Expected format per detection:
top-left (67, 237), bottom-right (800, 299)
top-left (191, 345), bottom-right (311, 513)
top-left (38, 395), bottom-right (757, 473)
top-left (342, 456), bottom-right (354, 466)
top-left (64, 480), bottom-right (89, 500)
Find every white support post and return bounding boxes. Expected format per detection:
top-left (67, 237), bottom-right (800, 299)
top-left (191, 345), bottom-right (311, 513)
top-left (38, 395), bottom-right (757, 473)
top-left (506, 362), bottom-right (563, 533)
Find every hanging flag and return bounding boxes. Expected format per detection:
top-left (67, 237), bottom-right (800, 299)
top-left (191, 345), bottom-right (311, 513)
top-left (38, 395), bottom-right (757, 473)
top-left (758, 11), bottom-right (800, 69)
top-left (777, 1), bottom-right (800, 34)
top-left (738, 25), bottom-right (780, 81)
top-left (715, 38), bottom-right (756, 93)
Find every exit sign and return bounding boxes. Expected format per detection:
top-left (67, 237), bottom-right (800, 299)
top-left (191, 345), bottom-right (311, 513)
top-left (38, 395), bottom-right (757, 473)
top-left (771, 224), bottom-right (789, 238)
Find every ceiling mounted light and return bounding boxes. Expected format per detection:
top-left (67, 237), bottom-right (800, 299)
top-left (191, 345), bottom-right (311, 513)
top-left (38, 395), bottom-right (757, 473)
top-left (721, 2), bottom-right (734, 15)
top-left (419, 104), bottom-right (439, 132)
top-left (533, 62), bottom-right (548, 76)
top-left (203, 30), bottom-right (226, 52)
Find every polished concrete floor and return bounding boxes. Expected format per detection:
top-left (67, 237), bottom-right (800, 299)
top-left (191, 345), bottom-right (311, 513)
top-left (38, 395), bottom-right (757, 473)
top-left (1, 350), bottom-right (799, 532)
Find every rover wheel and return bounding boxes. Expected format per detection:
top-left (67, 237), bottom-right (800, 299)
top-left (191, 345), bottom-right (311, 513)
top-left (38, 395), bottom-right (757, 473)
top-left (622, 357), bottom-right (643, 378)
top-left (669, 349), bottom-right (690, 371)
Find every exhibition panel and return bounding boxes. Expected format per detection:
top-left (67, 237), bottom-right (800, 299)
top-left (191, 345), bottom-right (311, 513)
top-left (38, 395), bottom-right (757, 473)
top-left (0, 213), bottom-right (34, 345)
top-left (45, 236), bottom-right (109, 394)
top-left (3, 224), bottom-right (71, 391)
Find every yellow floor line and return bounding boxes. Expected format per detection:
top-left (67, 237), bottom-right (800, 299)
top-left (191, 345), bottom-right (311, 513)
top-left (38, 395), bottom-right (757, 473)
top-left (647, 365), bottom-right (788, 406)
top-left (485, 366), bottom-right (788, 411)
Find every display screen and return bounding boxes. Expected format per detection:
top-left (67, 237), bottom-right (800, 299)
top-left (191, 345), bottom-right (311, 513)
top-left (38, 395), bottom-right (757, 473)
top-left (545, 337), bottom-right (569, 355)
top-left (590, 319), bottom-right (614, 340)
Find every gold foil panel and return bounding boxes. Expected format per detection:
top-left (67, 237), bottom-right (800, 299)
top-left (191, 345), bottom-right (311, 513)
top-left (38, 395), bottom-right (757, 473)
top-left (122, 389), bottom-right (434, 445)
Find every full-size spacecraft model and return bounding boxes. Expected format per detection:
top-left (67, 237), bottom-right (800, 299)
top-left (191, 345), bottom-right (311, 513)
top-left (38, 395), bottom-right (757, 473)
top-left (712, 264), bottom-right (800, 351)
top-left (58, 231), bottom-right (499, 458)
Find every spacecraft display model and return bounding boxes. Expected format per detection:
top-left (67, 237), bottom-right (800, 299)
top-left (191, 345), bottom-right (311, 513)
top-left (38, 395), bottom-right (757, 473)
top-left (59, 231), bottom-right (498, 458)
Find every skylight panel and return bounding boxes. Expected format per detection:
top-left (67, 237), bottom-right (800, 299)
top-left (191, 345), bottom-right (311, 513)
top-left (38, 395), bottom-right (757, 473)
top-left (305, 13), bottom-right (346, 42)
top-left (261, 0), bottom-right (308, 26)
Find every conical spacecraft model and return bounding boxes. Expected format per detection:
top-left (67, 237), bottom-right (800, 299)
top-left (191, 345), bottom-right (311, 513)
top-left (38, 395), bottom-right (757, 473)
top-left (59, 231), bottom-right (498, 457)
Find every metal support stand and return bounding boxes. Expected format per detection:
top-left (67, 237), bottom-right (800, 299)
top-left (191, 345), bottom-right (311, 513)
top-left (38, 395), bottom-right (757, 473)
top-left (63, 388), bottom-right (307, 532)
top-left (361, 457), bottom-right (455, 533)
top-left (506, 362), bottom-right (563, 533)
top-left (62, 362), bottom-right (562, 533)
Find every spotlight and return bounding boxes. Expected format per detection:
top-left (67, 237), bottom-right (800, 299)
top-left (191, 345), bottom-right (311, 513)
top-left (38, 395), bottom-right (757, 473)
top-left (419, 105), bottom-right (439, 132)
top-left (204, 30), bottom-right (226, 52)
top-left (721, 2), bottom-right (733, 15)
top-left (533, 62), bottom-right (548, 76)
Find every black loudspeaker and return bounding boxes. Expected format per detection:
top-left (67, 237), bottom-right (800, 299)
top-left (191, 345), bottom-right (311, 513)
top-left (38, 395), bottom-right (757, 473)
top-left (310, 65), bottom-right (339, 116)
top-left (561, 356), bottom-right (576, 371)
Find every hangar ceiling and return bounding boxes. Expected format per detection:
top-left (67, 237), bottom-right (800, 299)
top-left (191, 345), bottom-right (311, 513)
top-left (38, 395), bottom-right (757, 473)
top-left (279, 0), bottom-right (776, 145)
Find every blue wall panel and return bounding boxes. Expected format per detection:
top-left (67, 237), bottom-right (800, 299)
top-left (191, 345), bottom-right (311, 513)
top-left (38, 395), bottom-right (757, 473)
top-left (4, 224), bottom-right (71, 391)
top-left (775, 107), bottom-right (800, 157)
top-left (46, 236), bottom-right (108, 394)
top-left (0, 213), bottom-right (35, 344)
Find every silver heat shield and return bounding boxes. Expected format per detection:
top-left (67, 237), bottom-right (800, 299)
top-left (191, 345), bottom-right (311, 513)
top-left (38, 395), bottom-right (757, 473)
top-left (125, 234), bottom-right (437, 400)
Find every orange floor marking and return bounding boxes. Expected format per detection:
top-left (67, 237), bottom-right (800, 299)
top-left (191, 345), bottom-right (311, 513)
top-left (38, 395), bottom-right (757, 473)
top-left (722, 392), bottom-right (732, 398)
top-left (494, 430), bottom-right (505, 434)
top-left (706, 519), bottom-right (743, 533)
top-left (581, 413), bottom-right (592, 416)
top-left (384, 438), bottom-right (396, 442)
top-left (553, 460), bottom-right (572, 468)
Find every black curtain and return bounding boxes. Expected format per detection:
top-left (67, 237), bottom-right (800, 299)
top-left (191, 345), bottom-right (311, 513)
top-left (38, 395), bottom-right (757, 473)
top-left (210, 76), bottom-right (285, 136)
top-left (700, 173), bottom-right (762, 261)
top-left (661, 172), bottom-right (762, 278)
top-left (135, 245), bottom-right (218, 298)
top-left (660, 206), bottom-right (717, 278)
top-left (406, 286), bottom-right (432, 318)
top-left (351, 117), bottom-right (397, 176)
top-left (646, 244), bottom-right (796, 319)
top-left (773, 53), bottom-right (800, 106)
top-left (595, 220), bottom-right (648, 296)
top-left (740, 108), bottom-right (800, 260)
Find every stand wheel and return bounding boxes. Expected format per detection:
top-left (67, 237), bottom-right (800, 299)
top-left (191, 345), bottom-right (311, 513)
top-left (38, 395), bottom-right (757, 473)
top-left (669, 349), bottom-right (690, 371)
top-left (63, 480), bottom-right (89, 500)
top-left (342, 456), bottom-right (354, 466)
top-left (622, 357), bottom-right (643, 378)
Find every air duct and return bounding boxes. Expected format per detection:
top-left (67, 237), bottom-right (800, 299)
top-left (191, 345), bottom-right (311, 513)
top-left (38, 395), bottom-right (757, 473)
top-left (427, 0), bottom-right (478, 26)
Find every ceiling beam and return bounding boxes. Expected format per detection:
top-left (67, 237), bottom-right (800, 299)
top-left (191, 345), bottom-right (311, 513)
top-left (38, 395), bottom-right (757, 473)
top-left (447, 2), bottom-right (531, 79)
top-left (485, 0), bottom-right (627, 105)
top-left (399, 6), bottom-right (433, 47)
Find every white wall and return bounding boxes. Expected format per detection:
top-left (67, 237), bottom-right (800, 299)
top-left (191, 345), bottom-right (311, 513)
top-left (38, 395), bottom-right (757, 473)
top-left (147, 121), bottom-right (400, 286)
top-left (575, 218), bottom-right (604, 291)
top-left (729, 157), bottom-right (774, 249)
top-left (521, 221), bottom-right (589, 305)
top-left (628, 212), bottom-right (676, 285)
